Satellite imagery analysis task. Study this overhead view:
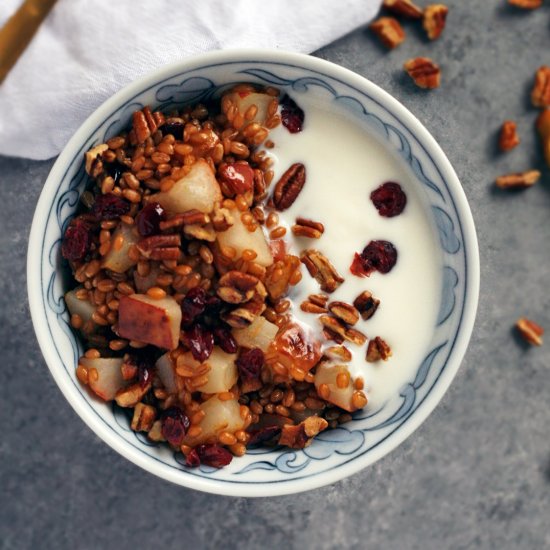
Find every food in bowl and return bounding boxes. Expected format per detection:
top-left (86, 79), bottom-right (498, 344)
top-left (61, 82), bottom-right (439, 469)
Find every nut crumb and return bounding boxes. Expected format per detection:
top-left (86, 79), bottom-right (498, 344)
top-left (370, 17), bottom-right (406, 49)
top-left (498, 121), bottom-right (520, 152)
top-left (423, 4), bottom-right (448, 40)
top-left (353, 291), bottom-right (380, 321)
top-left (300, 249), bottom-right (344, 293)
top-left (319, 315), bottom-right (367, 346)
top-left (495, 170), bottom-right (540, 189)
top-left (516, 317), bottom-right (544, 346)
top-left (328, 301), bottom-right (360, 326)
top-left (536, 109), bottom-right (550, 168)
top-left (278, 417), bottom-right (329, 449)
top-left (383, 0), bottom-right (423, 19)
top-left (531, 66), bottom-right (550, 108)
top-left (366, 337), bottom-right (392, 362)
top-left (508, 0), bottom-right (542, 9)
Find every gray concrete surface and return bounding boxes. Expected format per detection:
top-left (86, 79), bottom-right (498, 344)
top-left (1, 1), bottom-right (550, 548)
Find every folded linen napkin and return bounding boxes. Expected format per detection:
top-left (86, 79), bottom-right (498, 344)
top-left (0, 0), bottom-right (381, 160)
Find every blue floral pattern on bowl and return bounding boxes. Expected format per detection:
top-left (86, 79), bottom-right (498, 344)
top-left (28, 53), bottom-right (478, 496)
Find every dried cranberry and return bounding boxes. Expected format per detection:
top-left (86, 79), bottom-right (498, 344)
top-left (181, 287), bottom-right (208, 325)
top-left (236, 348), bottom-right (264, 384)
top-left (196, 444), bottom-right (233, 468)
top-left (247, 425), bottom-right (281, 447)
top-left (280, 94), bottom-right (305, 133)
top-left (213, 326), bottom-right (238, 354)
top-left (161, 121), bottom-right (184, 140)
top-left (183, 324), bottom-right (214, 362)
top-left (350, 240), bottom-right (398, 277)
top-left (370, 182), bottom-right (407, 217)
top-left (161, 407), bottom-right (190, 447)
top-left (218, 163), bottom-right (255, 195)
top-left (91, 193), bottom-right (130, 220)
top-left (136, 202), bottom-right (165, 236)
top-left (138, 362), bottom-right (154, 389)
top-left (61, 218), bottom-right (92, 261)
top-left (104, 160), bottom-right (127, 184)
top-left (185, 449), bottom-right (201, 468)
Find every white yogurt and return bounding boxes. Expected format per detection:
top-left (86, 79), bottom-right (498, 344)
top-left (266, 101), bottom-right (442, 408)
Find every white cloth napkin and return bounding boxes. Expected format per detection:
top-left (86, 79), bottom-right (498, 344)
top-left (0, 0), bottom-right (381, 160)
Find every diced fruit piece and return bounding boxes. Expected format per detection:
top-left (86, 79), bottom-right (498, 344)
top-left (80, 357), bottom-right (126, 401)
top-left (133, 263), bottom-right (162, 293)
top-left (268, 321), bottom-right (322, 375)
top-left (178, 347), bottom-right (238, 393)
top-left (155, 352), bottom-right (178, 394)
top-left (65, 289), bottom-right (95, 325)
top-left (314, 363), bottom-right (357, 412)
top-left (183, 396), bottom-right (245, 446)
top-left (217, 212), bottom-right (273, 267)
top-left (154, 159), bottom-right (222, 214)
top-left (233, 316), bottom-right (279, 352)
top-left (118, 294), bottom-right (182, 350)
top-left (227, 91), bottom-right (273, 125)
top-left (101, 223), bottom-right (139, 273)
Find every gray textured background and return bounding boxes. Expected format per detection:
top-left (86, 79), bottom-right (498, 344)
top-left (1, 1), bottom-right (550, 548)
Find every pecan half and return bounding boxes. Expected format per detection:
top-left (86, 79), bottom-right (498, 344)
top-left (370, 17), bottom-right (406, 49)
top-left (328, 301), bottom-right (360, 326)
top-left (278, 417), bottom-right (328, 449)
top-left (223, 295), bottom-right (266, 329)
top-left (300, 249), bottom-right (344, 293)
top-left (366, 337), bottom-right (392, 362)
top-left (115, 381), bottom-right (151, 408)
top-left (159, 209), bottom-right (210, 231)
top-left (508, 0), bottom-right (542, 8)
top-left (495, 170), bottom-right (541, 189)
top-left (292, 217), bottom-right (325, 239)
top-left (85, 143), bottom-right (108, 177)
top-left (217, 271), bottom-right (259, 304)
top-left (516, 317), bottom-right (544, 346)
top-left (131, 403), bottom-right (157, 432)
top-left (137, 234), bottom-right (181, 261)
top-left (499, 121), bottom-right (520, 152)
top-left (265, 255), bottom-right (301, 300)
top-left (536, 109), bottom-right (550, 168)
top-left (211, 207), bottom-right (235, 232)
top-left (319, 315), bottom-right (367, 346)
top-left (132, 106), bottom-right (166, 144)
top-left (353, 291), bottom-right (380, 321)
top-left (383, 0), bottom-right (423, 19)
top-left (404, 57), bottom-right (441, 89)
top-left (531, 66), bottom-right (550, 108)
top-left (183, 223), bottom-right (216, 242)
top-left (272, 163), bottom-right (306, 211)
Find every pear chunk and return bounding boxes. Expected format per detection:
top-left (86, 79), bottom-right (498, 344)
top-left (154, 159), bottom-right (222, 214)
top-left (80, 357), bottom-right (126, 401)
top-left (217, 212), bottom-right (273, 267)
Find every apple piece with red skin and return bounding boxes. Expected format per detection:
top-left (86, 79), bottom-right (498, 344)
top-left (101, 223), bottom-right (139, 273)
top-left (118, 294), bottom-right (182, 350)
top-left (217, 211), bottom-right (273, 267)
top-left (154, 159), bottom-right (222, 215)
top-left (80, 357), bottom-right (126, 401)
top-left (314, 362), bottom-right (358, 412)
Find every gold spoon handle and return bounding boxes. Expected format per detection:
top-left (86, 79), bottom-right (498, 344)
top-left (0, 0), bottom-right (58, 84)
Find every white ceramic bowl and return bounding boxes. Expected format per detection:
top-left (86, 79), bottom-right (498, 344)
top-left (27, 49), bottom-right (479, 497)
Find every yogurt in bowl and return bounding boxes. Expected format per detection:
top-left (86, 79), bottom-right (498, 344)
top-left (27, 50), bottom-right (479, 496)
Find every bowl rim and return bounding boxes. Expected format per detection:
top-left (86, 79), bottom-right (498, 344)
top-left (27, 48), bottom-right (480, 497)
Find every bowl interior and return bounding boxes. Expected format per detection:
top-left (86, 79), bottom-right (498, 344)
top-left (27, 51), bottom-right (479, 497)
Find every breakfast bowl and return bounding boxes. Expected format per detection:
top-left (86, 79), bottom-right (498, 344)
top-left (27, 49), bottom-right (479, 497)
